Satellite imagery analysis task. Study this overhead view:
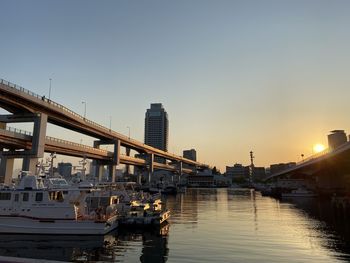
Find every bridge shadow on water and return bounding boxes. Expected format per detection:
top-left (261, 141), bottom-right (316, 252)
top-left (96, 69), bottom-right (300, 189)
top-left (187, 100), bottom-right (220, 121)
top-left (280, 196), bottom-right (350, 261)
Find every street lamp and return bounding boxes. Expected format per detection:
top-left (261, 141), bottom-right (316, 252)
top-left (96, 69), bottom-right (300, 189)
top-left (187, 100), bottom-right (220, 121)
top-left (82, 101), bottom-right (86, 119)
top-left (109, 116), bottom-right (112, 132)
top-left (127, 126), bottom-right (130, 139)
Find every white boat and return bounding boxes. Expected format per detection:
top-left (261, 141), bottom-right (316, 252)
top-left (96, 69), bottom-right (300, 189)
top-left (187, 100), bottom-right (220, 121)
top-left (282, 188), bottom-right (317, 198)
top-left (0, 173), bottom-right (119, 235)
top-left (120, 199), bottom-right (170, 226)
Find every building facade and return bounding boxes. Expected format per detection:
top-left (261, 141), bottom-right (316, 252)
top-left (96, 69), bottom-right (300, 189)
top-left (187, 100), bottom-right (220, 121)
top-left (183, 149), bottom-right (197, 161)
top-left (144, 103), bottom-right (169, 152)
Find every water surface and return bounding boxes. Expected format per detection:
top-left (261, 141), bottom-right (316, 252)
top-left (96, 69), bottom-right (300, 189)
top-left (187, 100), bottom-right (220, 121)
top-left (0, 188), bottom-right (349, 262)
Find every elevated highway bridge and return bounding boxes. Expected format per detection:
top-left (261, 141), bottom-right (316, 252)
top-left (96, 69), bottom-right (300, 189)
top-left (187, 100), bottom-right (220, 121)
top-left (0, 78), bottom-right (208, 183)
top-left (265, 142), bottom-right (350, 194)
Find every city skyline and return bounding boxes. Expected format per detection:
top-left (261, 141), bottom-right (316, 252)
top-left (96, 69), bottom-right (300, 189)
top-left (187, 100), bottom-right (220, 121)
top-left (1, 1), bottom-right (350, 170)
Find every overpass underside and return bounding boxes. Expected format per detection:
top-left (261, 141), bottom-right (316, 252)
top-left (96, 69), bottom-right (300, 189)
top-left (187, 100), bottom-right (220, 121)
top-left (267, 144), bottom-right (350, 195)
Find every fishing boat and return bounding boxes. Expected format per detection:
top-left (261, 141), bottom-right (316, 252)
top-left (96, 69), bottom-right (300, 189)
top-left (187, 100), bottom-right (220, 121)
top-left (120, 198), bottom-right (170, 227)
top-left (0, 173), bottom-right (119, 235)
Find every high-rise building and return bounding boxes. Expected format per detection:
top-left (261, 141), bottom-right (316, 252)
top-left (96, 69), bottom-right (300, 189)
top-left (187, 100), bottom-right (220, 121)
top-left (183, 149), bottom-right (197, 161)
top-left (328, 130), bottom-right (347, 150)
top-left (144, 103), bottom-right (169, 152)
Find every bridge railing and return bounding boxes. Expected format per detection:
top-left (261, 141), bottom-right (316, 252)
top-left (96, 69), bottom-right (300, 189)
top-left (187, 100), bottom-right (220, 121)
top-left (45, 136), bottom-right (108, 154)
top-left (3, 125), bottom-right (108, 155)
top-left (5, 126), bottom-right (33, 136)
top-left (296, 149), bottom-right (330, 165)
top-left (0, 78), bottom-right (121, 139)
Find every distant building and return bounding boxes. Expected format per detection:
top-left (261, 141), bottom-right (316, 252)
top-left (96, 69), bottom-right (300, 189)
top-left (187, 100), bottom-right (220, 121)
top-left (226, 164), bottom-right (248, 177)
top-left (144, 103), bottom-right (169, 163)
top-left (188, 169), bottom-right (214, 187)
top-left (57, 162), bottom-right (72, 178)
top-left (252, 166), bottom-right (266, 182)
top-left (183, 149), bottom-right (197, 161)
top-left (270, 162), bottom-right (296, 175)
top-left (328, 130), bottom-right (347, 150)
top-left (226, 164), bottom-right (266, 182)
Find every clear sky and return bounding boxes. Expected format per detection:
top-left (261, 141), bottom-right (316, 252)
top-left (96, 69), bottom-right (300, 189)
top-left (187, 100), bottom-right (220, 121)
top-left (1, 0), bottom-right (350, 171)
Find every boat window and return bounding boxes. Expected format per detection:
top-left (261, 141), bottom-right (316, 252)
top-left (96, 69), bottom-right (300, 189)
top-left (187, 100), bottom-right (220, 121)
top-left (35, 192), bottom-right (43, 202)
top-left (14, 194), bottom-right (19, 202)
top-left (22, 193), bottom-right (29, 202)
top-left (0, 192), bottom-right (11, 200)
top-left (49, 191), bottom-right (64, 201)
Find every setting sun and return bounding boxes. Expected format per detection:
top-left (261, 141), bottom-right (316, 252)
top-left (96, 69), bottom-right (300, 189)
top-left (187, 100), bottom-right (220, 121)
top-left (313, 144), bottom-right (326, 153)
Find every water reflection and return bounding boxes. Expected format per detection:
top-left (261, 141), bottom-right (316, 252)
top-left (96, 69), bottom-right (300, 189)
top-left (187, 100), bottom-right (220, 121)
top-left (1, 189), bottom-right (350, 262)
top-left (0, 224), bottom-right (170, 262)
top-left (281, 196), bottom-right (350, 261)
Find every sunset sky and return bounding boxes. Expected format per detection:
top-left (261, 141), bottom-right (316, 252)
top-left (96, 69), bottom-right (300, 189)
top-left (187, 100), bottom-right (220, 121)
top-left (1, 0), bottom-right (350, 170)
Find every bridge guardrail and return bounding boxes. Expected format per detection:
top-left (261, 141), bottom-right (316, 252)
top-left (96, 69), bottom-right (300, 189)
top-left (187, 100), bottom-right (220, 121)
top-left (4, 126), bottom-right (107, 155)
top-left (5, 126), bottom-right (33, 136)
top-left (46, 136), bottom-right (107, 154)
top-left (0, 78), bottom-right (128, 140)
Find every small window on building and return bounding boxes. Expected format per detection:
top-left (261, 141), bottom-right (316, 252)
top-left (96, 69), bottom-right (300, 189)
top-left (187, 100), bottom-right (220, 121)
top-left (14, 194), bottom-right (19, 202)
top-left (35, 193), bottom-right (43, 202)
top-left (22, 193), bottom-right (29, 202)
top-left (0, 192), bottom-right (11, 200)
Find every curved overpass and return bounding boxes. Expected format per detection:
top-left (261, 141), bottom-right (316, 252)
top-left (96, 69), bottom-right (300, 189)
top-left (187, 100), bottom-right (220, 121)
top-left (0, 78), bottom-right (208, 169)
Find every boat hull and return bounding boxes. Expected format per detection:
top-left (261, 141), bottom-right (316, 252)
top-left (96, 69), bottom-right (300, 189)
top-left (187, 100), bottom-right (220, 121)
top-left (120, 210), bottom-right (170, 226)
top-left (0, 216), bottom-right (119, 235)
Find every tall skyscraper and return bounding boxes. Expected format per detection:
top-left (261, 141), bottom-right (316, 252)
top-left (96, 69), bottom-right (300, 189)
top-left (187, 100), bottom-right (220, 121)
top-left (144, 103), bottom-right (169, 153)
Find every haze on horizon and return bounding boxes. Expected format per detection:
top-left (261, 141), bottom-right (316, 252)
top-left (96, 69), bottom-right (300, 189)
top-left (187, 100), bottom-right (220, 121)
top-left (1, 0), bottom-right (350, 171)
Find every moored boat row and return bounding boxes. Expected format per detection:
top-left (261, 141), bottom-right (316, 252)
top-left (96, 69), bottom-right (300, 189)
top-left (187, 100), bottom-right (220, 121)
top-left (0, 172), bottom-right (171, 235)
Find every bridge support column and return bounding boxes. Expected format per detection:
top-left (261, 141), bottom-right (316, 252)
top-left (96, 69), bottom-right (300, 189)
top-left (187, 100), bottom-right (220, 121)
top-left (148, 154), bottom-right (154, 184)
top-left (22, 157), bottom-right (39, 174)
top-left (93, 161), bottom-right (105, 182)
top-left (108, 165), bottom-right (116, 182)
top-left (178, 161), bottom-right (183, 184)
top-left (0, 156), bottom-right (14, 184)
top-left (31, 113), bottom-right (47, 157)
top-left (125, 148), bottom-right (131, 175)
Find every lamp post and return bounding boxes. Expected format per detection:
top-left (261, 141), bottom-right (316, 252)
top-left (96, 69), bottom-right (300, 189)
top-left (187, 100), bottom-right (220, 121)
top-left (127, 126), bottom-right (130, 139)
top-left (82, 101), bottom-right (86, 119)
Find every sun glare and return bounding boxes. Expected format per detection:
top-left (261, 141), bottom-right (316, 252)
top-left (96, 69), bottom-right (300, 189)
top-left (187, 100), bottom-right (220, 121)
top-left (313, 144), bottom-right (325, 153)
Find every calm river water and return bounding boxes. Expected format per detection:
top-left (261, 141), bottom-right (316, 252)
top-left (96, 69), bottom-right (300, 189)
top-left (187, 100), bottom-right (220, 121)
top-left (0, 188), bottom-right (349, 262)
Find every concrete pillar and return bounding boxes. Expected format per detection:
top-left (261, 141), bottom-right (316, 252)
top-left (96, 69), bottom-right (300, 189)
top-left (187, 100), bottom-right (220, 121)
top-left (22, 157), bottom-right (39, 175)
top-left (0, 156), bottom-right (14, 185)
top-left (125, 147), bottom-right (130, 175)
top-left (95, 162), bottom-right (105, 182)
top-left (31, 113), bottom-right (47, 157)
top-left (148, 154), bottom-right (154, 184)
top-left (178, 161), bottom-right (183, 183)
top-left (108, 164), bottom-right (116, 182)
